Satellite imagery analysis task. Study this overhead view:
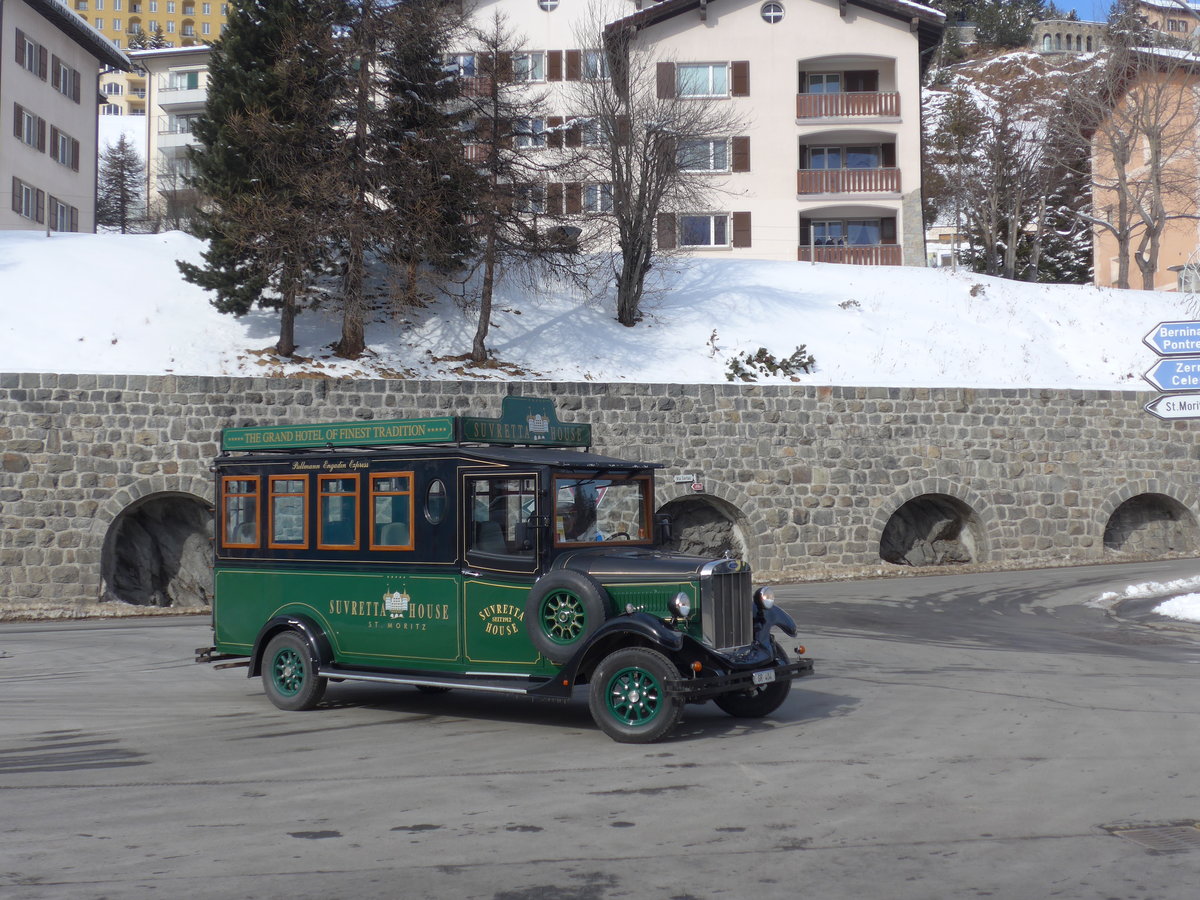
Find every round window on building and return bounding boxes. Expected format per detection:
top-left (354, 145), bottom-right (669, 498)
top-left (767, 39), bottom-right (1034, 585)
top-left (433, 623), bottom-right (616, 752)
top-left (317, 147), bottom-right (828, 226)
top-left (425, 479), bottom-right (447, 524)
top-left (761, 2), bottom-right (784, 23)
top-left (538, 0), bottom-right (558, 11)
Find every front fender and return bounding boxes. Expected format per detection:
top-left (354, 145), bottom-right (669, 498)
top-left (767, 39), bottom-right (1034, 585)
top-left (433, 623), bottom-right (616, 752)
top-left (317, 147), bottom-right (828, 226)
top-left (530, 612), bottom-right (684, 697)
top-left (758, 604), bottom-right (797, 639)
top-left (249, 615), bottom-right (333, 678)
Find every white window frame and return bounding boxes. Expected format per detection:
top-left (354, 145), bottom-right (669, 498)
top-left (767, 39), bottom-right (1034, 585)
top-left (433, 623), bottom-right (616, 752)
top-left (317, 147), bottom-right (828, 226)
top-left (677, 63), bottom-right (728, 98)
top-left (95, 18), bottom-right (104, 29)
top-left (514, 117), bottom-right (546, 149)
top-left (166, 20), bottom-right (175, 32)
top-left (678, 138), bottom-right (729, 172)
top-left (807, 72), bottom-right (841, 93)
top-left (19, 108), bottom-right (38, 147)
top-left (50, 197), bottom-right (71, 231)
top-left (679, 213), bottom-right (730, 247)
top-left (20, 34), bottom-right (38, 74)
top-left (113, 17), bottom-right (122, 30)
top-left (583, 49), bottom-right (609, 80)
top-left (761, 1), bottom-right (784, 24)
top-left (101, 103), bottom-right (122, 115)
top-left (513, 50), bottom-right (545, 83)
top-left (580, 117), bottom-right (605, 147)
top-left (202, 22), bottom-right (210, 34)
top-left (584, 183), bottom-right (613, 213)
top-left (514, 184), bottom-right (546, 214)
top-left (53, 130), bottom-right (75, 167)
top-left (449, 53), bottom-right (475, 77)
top-left (15, 179), bottom-right (36, 220)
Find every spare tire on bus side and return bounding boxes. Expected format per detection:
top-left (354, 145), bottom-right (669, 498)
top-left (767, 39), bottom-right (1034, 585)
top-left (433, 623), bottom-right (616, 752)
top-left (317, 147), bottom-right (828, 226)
top-left (525, 570), bottom-right (611, 664)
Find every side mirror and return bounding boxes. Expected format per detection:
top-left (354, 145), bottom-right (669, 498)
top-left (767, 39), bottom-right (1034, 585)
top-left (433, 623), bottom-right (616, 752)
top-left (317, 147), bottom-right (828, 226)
top-left (654, 513), bottom-right (673, 546)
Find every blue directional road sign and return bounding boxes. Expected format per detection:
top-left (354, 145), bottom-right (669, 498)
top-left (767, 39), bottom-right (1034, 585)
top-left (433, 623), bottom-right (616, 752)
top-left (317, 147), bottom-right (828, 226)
top-left (1144, 357), bottom-right (1200, 392)
top-left (1143, 321), bottom-right (1200, 357)
top-left (1144, 393), bottom-right (1200, 420)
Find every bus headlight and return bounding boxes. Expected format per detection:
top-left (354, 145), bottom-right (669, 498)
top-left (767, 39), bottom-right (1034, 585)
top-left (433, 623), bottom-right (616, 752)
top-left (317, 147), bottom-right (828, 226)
top-left (669, 592), bottom-right (691, 619)
top-left (754, 586), bottom-right (776, 610)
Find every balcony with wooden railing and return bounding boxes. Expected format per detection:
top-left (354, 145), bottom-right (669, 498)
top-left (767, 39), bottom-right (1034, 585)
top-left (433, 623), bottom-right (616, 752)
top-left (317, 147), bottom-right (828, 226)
top-left (796, 91), bottom-right (900, 119)
top-left (797, 167), bottom-right (900, 195)
top-left (797, 244), bottom-right (902, 265)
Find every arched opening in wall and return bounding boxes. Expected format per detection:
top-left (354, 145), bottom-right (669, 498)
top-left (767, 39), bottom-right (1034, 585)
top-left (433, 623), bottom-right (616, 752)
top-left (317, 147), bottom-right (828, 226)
top-left (658, 495), bottom-right (749, 561)
top-left (1103, 493), bottom-right (1198, 556)
top-left (879, 493), bottom-right (983, 567)
top-left (101, 492), bottom-right (213, 607)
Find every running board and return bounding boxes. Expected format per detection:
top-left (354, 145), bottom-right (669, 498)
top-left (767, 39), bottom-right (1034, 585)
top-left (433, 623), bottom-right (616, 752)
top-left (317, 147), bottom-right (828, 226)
top-left (318, 667), bottom-right (544, 696)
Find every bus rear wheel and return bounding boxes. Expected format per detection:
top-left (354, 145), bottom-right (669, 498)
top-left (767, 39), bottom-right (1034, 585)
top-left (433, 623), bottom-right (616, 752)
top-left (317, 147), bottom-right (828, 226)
top-left (262, 631), bottom-right (327, 711)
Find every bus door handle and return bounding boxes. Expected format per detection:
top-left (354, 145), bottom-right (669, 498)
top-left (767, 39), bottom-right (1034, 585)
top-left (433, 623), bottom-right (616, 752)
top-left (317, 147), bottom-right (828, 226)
top-left (462, 568), bottom-right (483, 577)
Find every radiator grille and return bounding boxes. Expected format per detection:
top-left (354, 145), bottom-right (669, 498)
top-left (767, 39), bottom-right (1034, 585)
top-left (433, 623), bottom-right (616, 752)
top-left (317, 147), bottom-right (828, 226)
top-left (700, 568), bottom-right (753, 650)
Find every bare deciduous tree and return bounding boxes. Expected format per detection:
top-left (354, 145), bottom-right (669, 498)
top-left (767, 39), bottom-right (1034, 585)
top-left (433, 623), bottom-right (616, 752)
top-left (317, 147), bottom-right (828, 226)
top-left (570, 5), bottom-right (746, 326)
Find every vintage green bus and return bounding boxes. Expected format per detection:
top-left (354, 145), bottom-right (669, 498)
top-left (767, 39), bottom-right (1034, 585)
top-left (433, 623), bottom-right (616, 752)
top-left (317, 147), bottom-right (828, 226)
top-left (197, 397), bottom-right (813, 742)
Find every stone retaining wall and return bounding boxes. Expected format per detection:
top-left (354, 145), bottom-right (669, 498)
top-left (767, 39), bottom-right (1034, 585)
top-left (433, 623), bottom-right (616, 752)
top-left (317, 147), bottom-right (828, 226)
top-left (2, 373), bottom-right (1199, 607)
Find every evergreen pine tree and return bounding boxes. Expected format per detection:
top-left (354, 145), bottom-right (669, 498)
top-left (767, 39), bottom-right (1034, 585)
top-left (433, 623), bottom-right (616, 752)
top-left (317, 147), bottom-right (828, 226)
top-left (375, 0), bottom-right (479, 307)
top-left (96, 135), bottom-right (146, 233)
top-left (178, 0), bottom-right (345, 355)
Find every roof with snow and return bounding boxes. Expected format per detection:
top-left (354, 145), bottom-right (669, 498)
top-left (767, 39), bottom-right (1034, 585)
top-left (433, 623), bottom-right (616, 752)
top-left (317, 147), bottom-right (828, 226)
top-left (25, 0), bottom-right (131, 70)
top-left (610, 0), bottom-right (944, 55)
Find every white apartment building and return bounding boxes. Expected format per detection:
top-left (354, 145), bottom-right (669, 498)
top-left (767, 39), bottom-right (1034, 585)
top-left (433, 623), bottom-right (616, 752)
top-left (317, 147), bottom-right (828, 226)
top-left (462, 0), bottom-right (943, 264)
top-left (3, 0), bottom-right (130, 231)
top-left (127, 43), bottom-right (206, 222)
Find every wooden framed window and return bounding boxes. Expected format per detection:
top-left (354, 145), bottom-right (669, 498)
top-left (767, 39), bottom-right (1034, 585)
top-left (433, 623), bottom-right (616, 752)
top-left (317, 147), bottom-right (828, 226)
top-left (269, 475), bottom-right (308, 549)
top-left (370, 472), bottom-right (414, 551)
top-left (222, 476), bottom-right (260, 547)
top-left (319, 474), bottom-right (359, 550)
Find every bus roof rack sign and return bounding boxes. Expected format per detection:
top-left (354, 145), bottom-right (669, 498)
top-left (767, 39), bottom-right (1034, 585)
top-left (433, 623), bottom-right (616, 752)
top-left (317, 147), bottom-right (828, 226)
top-left (460, 396), bottom-right (591, 448)
top-left (221, 397), bottom-right (591, 452)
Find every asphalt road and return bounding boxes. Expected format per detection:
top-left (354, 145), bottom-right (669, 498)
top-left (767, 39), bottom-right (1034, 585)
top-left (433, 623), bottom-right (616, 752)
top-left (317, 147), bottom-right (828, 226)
top-left (3, 558), bottom-right (1200, 900)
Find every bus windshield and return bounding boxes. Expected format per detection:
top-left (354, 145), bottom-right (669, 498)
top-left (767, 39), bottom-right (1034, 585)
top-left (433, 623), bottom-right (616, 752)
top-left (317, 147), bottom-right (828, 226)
top-left (553, 475), bottom-right (651, 545)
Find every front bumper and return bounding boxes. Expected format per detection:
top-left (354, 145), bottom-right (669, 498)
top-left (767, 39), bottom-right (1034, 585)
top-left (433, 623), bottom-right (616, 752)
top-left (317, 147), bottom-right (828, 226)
top-left (672, 656), bottom-right (815, 701)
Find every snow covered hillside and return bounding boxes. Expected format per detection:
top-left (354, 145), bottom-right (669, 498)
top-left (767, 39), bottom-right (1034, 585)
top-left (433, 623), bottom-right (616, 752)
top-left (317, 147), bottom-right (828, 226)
top-left (0, 229), bottom-right (1192, 388)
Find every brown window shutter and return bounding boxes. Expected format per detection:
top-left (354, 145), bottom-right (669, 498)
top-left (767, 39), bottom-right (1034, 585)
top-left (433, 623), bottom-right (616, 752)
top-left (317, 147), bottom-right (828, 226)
top-left (547, 50), bottom-right (562, 81)
top-left (69, 206), bottom-right (78, 232)
top-left (565, 182), bottom-right (582, 214)
top-left (15, 30), bottom-right (24, 65)
top-left (13, 103), bottom-right (22, 139)
top-left (50, 125), bottom-right (59, 155)
top-left (71, 138), bottom-right (80, 171)
top-left (547, 116), bottom-right (563, 150)
top-left (37, 117), bottom-right (46, 152)
top-left (10, 177), bottom-right (20, 214)
top-left (732, 212), bottom-right (751, 248)
top-left (565, 49), bottom-right (581, 81)
top-left (881, 216), bottom-right (897, 245)
top-left (732, 136), bottom-right (750, 172)
top-left (657, 62), bottom-right (675, 99)
top-left (657, 213), bottom-right (677, 250)
top-left (882, 142), bottom-right (896, 168)
top-left (495, 51), bottom-right (512, 80)
top-left (52, 56), bottom-right (61, 90)
top-left (72, 70), bottom-right (81, 103)
top-left (547, 182), bottom-right (563, 215)
top-left (35, 189), bottom-right (45, 223)
top-left (731, 61), bottom-right (750, 97)
top-left (565, 118), bottom-right (581, 148)
top-left (38, 46), bottom-right (48, 80)
top-left (799, 217), bottom-right (811, 246)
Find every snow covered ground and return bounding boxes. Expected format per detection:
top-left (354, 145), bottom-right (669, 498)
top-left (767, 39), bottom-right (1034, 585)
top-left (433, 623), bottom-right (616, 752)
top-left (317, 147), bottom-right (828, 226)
top-left (3, 228), bottom-right (1200, 621)
top-left (1089, 577), bottom-right (1200, 623)
top-left (1, 229), bottom-right (1194, 387)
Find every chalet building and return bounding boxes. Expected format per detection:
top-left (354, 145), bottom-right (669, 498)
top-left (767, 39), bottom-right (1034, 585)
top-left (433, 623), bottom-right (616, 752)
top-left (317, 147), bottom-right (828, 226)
top-left (127, 43), bottom-right (207, 223)
top-left (68, 0), bottom-right (227, 116)
top-left (2, 0), bottom-right (130, 232)
top-left (461, 0), bottom-right (943, 265)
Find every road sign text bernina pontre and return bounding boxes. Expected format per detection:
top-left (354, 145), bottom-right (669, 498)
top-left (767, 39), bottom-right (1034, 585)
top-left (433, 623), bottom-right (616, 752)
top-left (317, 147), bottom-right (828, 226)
top-left (1143, 321), bottom-right (1200, 357)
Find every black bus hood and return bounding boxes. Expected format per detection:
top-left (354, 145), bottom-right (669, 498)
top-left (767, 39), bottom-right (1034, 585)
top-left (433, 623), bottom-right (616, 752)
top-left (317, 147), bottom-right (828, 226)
top-left (552, 547), bottom-right (746, 582)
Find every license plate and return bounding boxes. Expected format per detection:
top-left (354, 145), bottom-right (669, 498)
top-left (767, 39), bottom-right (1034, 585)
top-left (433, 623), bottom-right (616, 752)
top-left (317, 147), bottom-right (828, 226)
top-left (752, 669), bottom-right (775, 686)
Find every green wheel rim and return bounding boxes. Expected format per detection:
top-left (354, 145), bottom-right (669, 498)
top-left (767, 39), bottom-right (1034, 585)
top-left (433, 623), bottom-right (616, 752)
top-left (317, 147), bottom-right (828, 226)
top-left (270, 646), bottom-right (306, 697)
top-left (541, 590), bottom-right (587, 644)
top-left (605, 666), bottom-right (663, 727)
